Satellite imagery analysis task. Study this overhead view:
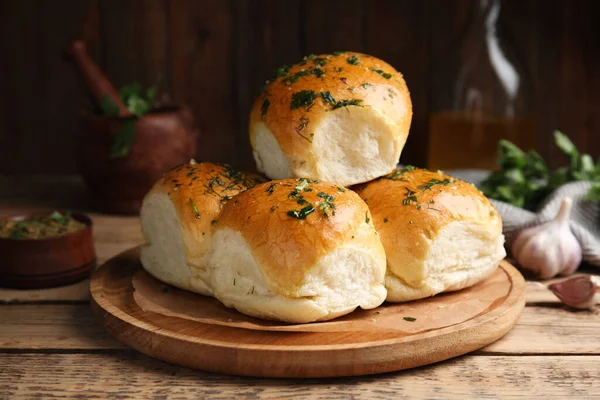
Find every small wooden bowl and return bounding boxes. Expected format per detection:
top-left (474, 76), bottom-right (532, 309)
top-left (0, 211), bottom-right (96, 289)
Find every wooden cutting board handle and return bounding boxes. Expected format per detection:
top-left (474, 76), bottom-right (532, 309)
top-left (69, 40), bottom-right (130, 117)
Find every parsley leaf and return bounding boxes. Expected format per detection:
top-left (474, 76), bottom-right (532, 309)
top-left (290, 90), bottom-right (317, 110)
top-left (100, 95), bottom-right (120, 117)
top-left (109, 118), bottom-right (136, 159)
top-left (480, 130), bottom-right (600, 210)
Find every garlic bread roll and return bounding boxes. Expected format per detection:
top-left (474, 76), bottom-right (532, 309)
top-left (250, 52), bottom-right (412, 187)
top-left (140, 161), bottom-right (265, 295)
top-left (354, 168), bottom-right (506, 302)
top-left (208, 178), bottom-right (387, 323)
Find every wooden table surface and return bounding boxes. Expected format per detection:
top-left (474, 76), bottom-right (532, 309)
top-left (1, 176), bottom-right (599, 399)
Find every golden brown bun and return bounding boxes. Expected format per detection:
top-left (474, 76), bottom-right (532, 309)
top-left (354, 168), bottom-right (506, 302)
top-left (208, 178), bottom-right (387, 323)
top-left (250, 51), bottom-right (412, 187)
top-left (140, 161), bottom-right (266, 295)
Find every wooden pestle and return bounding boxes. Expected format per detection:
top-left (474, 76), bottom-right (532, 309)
top-left (69, 40), bottom-right (131, 117)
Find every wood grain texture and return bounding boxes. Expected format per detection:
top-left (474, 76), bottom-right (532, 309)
top-left (3, 305), bottom-right (598, 355)
top-left (234, 0), bottom-right (302, 171)
top-left (0, 0), bottom-right (96, 174)
top-left (98, 0), bottom-right (167, 89)
top-left (169, 0), bottom-right (238, 167)
top-left (366, 0), bottom-right (429, 166)
top-left (1, 1), bottom-right (599, 173)
top-left (88, 249), bottom-right (525, 377)
top-left (303, 0), bottom-right (366, 55)
top-left (1, 353), bottom-right (599, 399)
top-left (0, 305), bottom-right (124, 350)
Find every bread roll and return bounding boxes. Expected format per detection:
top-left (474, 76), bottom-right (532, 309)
top-left (354, 168), bottom-right (506, 302)
top-left (208, 178), bottom-right (387, 323)
top-left (250, 52), bottom-right (412, 187)
top-left (140, 161), bottom-right (265, 295)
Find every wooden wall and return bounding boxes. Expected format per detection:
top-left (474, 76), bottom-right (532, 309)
top-left (0, 0), bottom-right (598, 174)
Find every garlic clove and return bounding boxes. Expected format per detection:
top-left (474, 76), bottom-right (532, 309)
top-left (548, 275), bottom-right (600, 309)
top-left (511, 197), bottom-right (582, 280)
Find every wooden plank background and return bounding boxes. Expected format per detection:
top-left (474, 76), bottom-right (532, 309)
top-left (0, 0), bottom-right (598, 174)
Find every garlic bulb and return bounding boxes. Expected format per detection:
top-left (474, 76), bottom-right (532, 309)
top-left (548, 275), bottom-right (600, 309)
top-left (511, 197), bottom-right (582, 279)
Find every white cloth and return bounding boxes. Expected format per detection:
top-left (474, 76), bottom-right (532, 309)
top-left (447, 169), bottom-right (600, 266)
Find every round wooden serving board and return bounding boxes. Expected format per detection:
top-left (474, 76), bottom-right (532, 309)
top-left (90, 248), bottom-right (526, 378)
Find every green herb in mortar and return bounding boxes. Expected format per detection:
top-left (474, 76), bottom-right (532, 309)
top-left (99, 82), bottom-right (157, 158)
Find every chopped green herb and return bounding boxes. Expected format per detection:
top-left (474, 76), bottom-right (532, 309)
top-left (9, 230), bottom-right (26, 239)
top-left (287, 205), bottom-right (315, 220)
top-left (109, 118), bottom-right (136, 159)
top-left (403, 317), bottom-right (417, 322)
top-left (310, 68), bottom-right (326, 78)
top-left (317, 192), bottom-right (336, 218)
top-left (295, 178), bottom-right (311, 192)
top-left (288, 190), bottom-right (308, 205)
top-left (260, 98), bottom-right (270, 119)
top-left (317, 192), bottom-right (335, 202)
top-left (266, 183), bottom-right (277, 195)
top-left (303, 54), bottom-right (317, 61)
top-left (189, 198), bottom-right (200, 219)
top-left (313, 57), bottom-right (327, 67)
top-left (419, 178), bottom-right (454, 191)
top-left (403, 189), bottom-right (418, 205)
top-left (362, 83), bottom-right (372, 89)
top-left (388, 88), bottom-right (395, 98)
top-left (335, 67), bottom-right (344, 73)
top-left (403, 196), bottom-right (418, 205)
top-left (100, 95), bottom-right (120, 117)
top-left (347, 55), bottom-right (361, 65)
top-left (337, 187), bottom-right (346, 193)
top-left (283, 70), bottom-right (309, 85)
top-left (290, 90), bottom-right (317, 110)
top-left (416, 205), bottom-right (422, 210)
top-left (366, 212), bottom-right (370, 224)
top-left (320, 91), bottom-right (336, 105)
top-left (332, 51), bottom-right (346, 56)
top-left (50, 210), bottom-right (72, 224)
top-left (275, 65), bottom-right (290, 77)
top-left (371, 69), bottom-right (392, 79)
top-left (295, 116), bottom-right (312, 142)
top-left (331, 99), bottom-right (363, 110)
top-left (385, 170), bottom-right (409, 181)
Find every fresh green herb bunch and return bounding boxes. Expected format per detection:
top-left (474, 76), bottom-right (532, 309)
top-left (99, 82), bottom-right (157, 158)
top-left (479, 131), bottom-right (600, 210)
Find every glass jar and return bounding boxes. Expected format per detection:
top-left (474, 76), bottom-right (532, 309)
top-left (428, 0), bottom-right (536, 170)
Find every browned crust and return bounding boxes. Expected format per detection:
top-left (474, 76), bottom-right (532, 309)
top-left (217, 178), bottom-right (376, 295)
top-left (249, 52), bottom-right (412, 167)
top-left (148, 161), bottom-right (266, 241)
top-left (353, 168), bottom-right (502, 279)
